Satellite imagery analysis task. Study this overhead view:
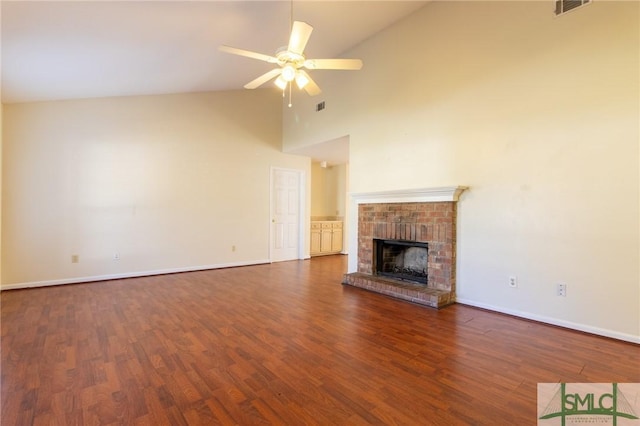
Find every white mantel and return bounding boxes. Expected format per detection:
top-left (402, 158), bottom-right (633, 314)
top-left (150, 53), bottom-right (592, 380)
top-left (350, 186), bottom-right (468, 204)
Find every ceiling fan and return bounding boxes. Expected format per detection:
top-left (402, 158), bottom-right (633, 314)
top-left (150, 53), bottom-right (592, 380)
top-left (219, 20), bottom-right (363, 99)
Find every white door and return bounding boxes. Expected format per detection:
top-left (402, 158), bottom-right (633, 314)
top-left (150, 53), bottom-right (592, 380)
top-left (271, 168), bottom-right (302, 262)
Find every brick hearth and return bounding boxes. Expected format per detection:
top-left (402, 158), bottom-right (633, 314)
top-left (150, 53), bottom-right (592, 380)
top-left (343, 273), bottom-right (453, 308)
top-left (343, 200), bottom-right (458, 309)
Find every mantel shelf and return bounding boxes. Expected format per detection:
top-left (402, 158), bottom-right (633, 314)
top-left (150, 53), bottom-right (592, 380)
top-left (350, 186), bottom-right (468, 204)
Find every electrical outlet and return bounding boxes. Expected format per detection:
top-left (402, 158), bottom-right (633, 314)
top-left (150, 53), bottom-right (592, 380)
top-left (557, 283), bottom-right (567, 297)
top-left (509, 276), bottom-right (518, 288)
top-left (113, 253), bottom-right (120, 261)
top-left (71, 254), bottom-right (79, 263)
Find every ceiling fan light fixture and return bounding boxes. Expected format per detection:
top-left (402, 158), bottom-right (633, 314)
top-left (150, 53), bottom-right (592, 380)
top-left (274, 75), bottom-right (288, 90)
top-left (281, 64), bottom-right (297, 82)
top-left (295, 72), bottom-right (309, 89)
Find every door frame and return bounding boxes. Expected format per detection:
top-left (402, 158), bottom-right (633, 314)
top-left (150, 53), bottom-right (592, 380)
top-left (269, 167), bottom-right (306, 262)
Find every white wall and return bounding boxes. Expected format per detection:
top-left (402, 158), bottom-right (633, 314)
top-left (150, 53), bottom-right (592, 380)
top-left (311, 162), bottom-right (330, 217)
top-left (0, 101), bottom-right (3, 286)
top-left (2, 90), bottom-right (310, 287)
top-left (1, 4), bottom-right (3, 285)
top-left (283, 1), bottom-right (639, 341)
top-left (311, 162), bottom-right (347, 218)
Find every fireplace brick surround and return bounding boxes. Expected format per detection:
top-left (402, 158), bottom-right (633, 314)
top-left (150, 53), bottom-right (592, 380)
top-left (343, 188), bottom-right (465, 309)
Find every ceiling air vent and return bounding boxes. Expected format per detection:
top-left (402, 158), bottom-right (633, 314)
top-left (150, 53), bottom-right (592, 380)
top-left (555, 0), bottom-right (591, 16)
top-left (316, 101), bottom-right (325, 112)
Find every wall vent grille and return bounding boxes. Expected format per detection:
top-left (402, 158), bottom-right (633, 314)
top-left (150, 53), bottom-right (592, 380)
top-left (316, 101), bottom-right (325, 112)
top-left (555, 0), bottom-right (591, 16)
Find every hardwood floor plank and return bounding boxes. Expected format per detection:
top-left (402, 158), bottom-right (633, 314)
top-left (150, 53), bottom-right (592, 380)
top-left (2, 255), bottom-right (639, 425)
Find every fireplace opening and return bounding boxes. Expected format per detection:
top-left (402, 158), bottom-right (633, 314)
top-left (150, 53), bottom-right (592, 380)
top-left (374, 239), bottom-right (428, 284)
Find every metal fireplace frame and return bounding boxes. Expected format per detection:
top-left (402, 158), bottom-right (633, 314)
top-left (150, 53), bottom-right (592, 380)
top-left (373, 239), bottom-right (429, 284)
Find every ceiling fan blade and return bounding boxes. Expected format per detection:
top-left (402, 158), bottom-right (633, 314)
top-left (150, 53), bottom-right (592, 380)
top-left (288, 21), bottom-right (313, 55)
top-left (298, 70), bottom-right (322, 96)
top-left (303, 58), bottom-right (363, 70)
top-left (244, 69), bottom-right (282, 89)
top-left (219, 45), bottom-right (278, 63)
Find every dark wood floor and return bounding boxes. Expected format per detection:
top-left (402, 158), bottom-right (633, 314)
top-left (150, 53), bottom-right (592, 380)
top-left (1, 255), bottom-right (638, 425)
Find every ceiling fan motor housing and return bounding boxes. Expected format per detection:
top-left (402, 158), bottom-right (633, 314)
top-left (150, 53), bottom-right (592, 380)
top-left (275, 46), bottom-right (305, 67)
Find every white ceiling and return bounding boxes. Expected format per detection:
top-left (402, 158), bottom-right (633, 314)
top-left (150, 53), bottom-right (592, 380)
top-left (1, 1), bottom-right (428, 166)
top-left (1, 1), bottom-right (428, 104)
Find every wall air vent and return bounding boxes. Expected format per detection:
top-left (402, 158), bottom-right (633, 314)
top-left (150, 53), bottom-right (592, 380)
top-left (316, 101), bottom-right (325, 112)
top-left (555, 0), bottom-right (591, 16)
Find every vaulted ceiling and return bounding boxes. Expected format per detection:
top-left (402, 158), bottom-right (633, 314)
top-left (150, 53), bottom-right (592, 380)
top-left (1, 1), bottom-right (428, 104)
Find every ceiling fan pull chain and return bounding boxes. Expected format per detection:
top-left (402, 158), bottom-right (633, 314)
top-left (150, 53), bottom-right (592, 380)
top-left (288, 82), bottom-right (293, 108)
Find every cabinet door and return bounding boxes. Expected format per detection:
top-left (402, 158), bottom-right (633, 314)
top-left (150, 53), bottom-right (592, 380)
top-left (331, 228), bottom-right (343, 252)
top-left (310, 223), bottom-right (322, 255)
top-left (321, 224), bottom-right (333, 253)
top-left (310, 229), bottom-right (322, 254)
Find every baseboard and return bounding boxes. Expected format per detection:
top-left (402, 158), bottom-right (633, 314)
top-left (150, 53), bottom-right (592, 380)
top-left (456, 298), bottom-right (640, 345)
top-left (0, 259), bottom-right (271, 291)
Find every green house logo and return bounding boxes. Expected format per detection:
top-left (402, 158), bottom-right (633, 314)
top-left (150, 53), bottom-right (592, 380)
top-left (538, 383), bottom-right (640, 425)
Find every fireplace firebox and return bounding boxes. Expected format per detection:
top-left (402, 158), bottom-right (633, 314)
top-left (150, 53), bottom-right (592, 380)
top-left (374, 239), bottom-right (428, 284)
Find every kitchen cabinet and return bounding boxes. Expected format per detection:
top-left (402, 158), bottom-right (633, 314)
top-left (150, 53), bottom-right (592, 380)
top-left (310, 221), bottom-right (343, 256)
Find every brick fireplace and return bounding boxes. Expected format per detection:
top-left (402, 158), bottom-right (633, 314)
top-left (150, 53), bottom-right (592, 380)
top-left (343, 187), bottom-right (466, 309)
